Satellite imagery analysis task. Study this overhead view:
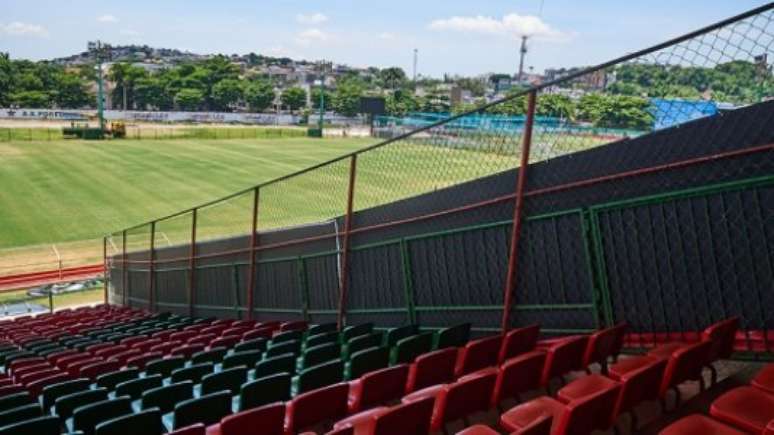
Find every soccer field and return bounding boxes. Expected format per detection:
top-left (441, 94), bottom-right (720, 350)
top-left (0, 136), bottom-right (374, 268)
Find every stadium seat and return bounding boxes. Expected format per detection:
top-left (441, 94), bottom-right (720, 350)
top-left (80, 360), bottom-right (122, 380)
top-left (301, 343), bottom-right (341, 369)
top-left (171, 344), bottom-right (207, 359)
top-left (240, 373), bottom-right (292, 411)
top-left (285, 383), bottom-right (349, 435)
top-left (25, 371), bottom-right (71, 396)
top-left (173, 391), bottom-right (232, 429)
top-left (266, 340), bottom-right (301, 358)
top-left (72, 397), bottom-right (133, 435)
top-left (752, 364), bottom-right (774, 394)
top-left (126, 351), bottom-right (164, 369)
top-left (372, 396), bottom-right (435, 435)
top-left (41, 377), bottom-right (91, 410)
top-left (539, 335), bottom-right (589, 388)
top-left (255, 353), bottom-right (297, 378)
top-left (659, 340), bottom-right (713, 408)
top-left (307, 332), bottom-right (340, 349)
top-left (0, 391), bottom-right (33, 413)
top-left (201, 366), bottom-right (247, 396)
top-left (95, 408), bottom-right (164, 435)
top-left (346, 347), bottom-right (389, 380)
top-left (348, 364), bottom-right (409, 413)
top-left (405, 347), bottom-right (458, 393)
top-left (456, 425), bottom-right (500, 435)
top-left (280, 321), bottom-right (308, 332)
top-left (308, 323), bottom-right (338, 337)
top-left (168, 423), bottom-right (206, 435)
top-left (115, 374), bottom-right (163, 400)
top-left (207, 402), bottom-right (286, 435)
top-left (658, 414), bottom-right (747, 435)
top-left (391, 333), bottom-right (434, 365)
top-left (295, 359), bottom-right (344, 395)
top-left (192, 347), bottom-right (227, 365)
top-left (435, 323), bottom-right (472, 349)
top-left (500, 382), bottom-right (621, 435)
top-left (492, 350), bottom-right (546, 408)
top-left (273, 330), bottom-right (304, 344)
top-left (210, 336), bottom-right (240, 350)
top-left (146, 356), bottom-right (186, 378)
top-left (710, 386), bottom-right (774, 433)
top-left (54, 388), bottom-right (108, 419)
top-left (342, 323), bottom-right (374, 343)
top-left (0, 415), bottom-right (61, 435)
top-left (344, 333), bottom-right (384, 359)
top-left (455, 335), bottom-right (503, 377)
top-left (386, 325), bottom-right (420, 347)
top-left (498, 324), bottom-right (540, 364)
top-left (141, 381), bottom-right (194, 414)
top-left (96, 368), bottom-right (140, 391)
top-left (172, 363), bottom-right (214, 384)
top-left (0, 403), bottom-right (42, 427)
top-left (222, 350), bottom-right (262, 370)
top-left (582, 324), bottom-right (627, 374)
top-left (234, 338), bottom-right (268, 353)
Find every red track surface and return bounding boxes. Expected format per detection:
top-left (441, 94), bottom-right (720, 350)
top-left (0, 264), bottom-right (104, 292)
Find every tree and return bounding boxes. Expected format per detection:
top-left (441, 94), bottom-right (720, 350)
top-left (535, 94), bottom-right (575, 120)
top-left (577, 93), bottom-right (653, 130)
top-left (280, 87), bottom-right (307, 113)
top-left (386, 90), bottom-right (419, 116)
top-left (134, 77), bottom-right (173, 110)
top-left (310, 87), bottom-right (332, 111)
top-left (175, 88), bottom-right (205, 111)
top-left (10, 90), bottom-right (50, 107)
top-left (332, 78), bottom-right (365, 116)
top-left (379, 67), bottom-right (407, 89)
top-left (244, 80), bottom-right (275, 112)
top-left (52, 73), bottom-right (91, 108)
top-left (108, 63), bottom-right (148, 109)
top-left (211, 79), bottom-right (243, 111)
top-left (0, 53), bottom-right (13, 106)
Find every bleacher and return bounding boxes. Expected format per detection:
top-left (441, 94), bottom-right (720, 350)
top-left (0, 306), bottom-right (771, 434)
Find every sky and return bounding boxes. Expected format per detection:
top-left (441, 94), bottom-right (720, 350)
top-left (0, 0), bottom-right (769, 77)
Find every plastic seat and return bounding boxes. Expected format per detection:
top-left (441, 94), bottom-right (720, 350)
top-left (332, 406), bottom-right (390, 435)
top-left (41, 378), bottom-right (90, 410)
top-left (539, 335), bottom-right (589, 387)
top-left (752, 363), bottom-right (774, 394)
top-left (242, 328), bottom-right (273, 341)
top-left (174, 391), bottom-right (232, 429)
top-left (206, 402), bottom-right (285, 435)
top-left (96, 368), bottom-right (140, 391)
top-left (150, 341), bottom-right (181, 355)
top-left (492, 350), bottom-right (547, 407)
top-left (0, 385), bottom-right (24, 397)
top-left (272, 330), bottom-right (303, 344)
top-left (19, 367), bottom-right (63, 386)
top-left (255, 353), bottom-right (297, 378)
top-left (659, 414), bottom-right (747, 435)
top-left (500, 382), bottom-right (621, 435)
top-left (266, 340), bottom-right (301, 359)
top-left (710, 386), bottom-right (774, 433)
top-left (171, 344), bottom-right (207, 360)
top-left (142, 381), bottom-right (194, 413)
top-left (234, 338), bottom-right (267, 353)
top-left (95, 408), bottom-right (164, 435)
top-left (296, 359), bottom-right (344, 395)
top-left (55, 388), bottom-right (109, 420)
top-left (115, 374), bottom-right (163, 400)
top-left (455, 335), bottom-right (503, 377)
top-left (347, 347), bottom-right (389, 380)
top-left (170, 424), bottom-right (207, 435)
top-left (348, 364), bottom-right (409, 413)
top-left (406, 347), bottom-right (458, 393)
top-left (280, 321), bottom-right (308, 333)
top-left (659, 340), bottom-right (713, 408)
top-left (94, 345), bottom-right (129, 359)
top-left (0, 415), bottom-right (61, 435)
top-left (301, 343), bottom-right (341, 370)
top-left (171, 363), bottom-right (214, 384)
top-left (583, 324), bottom-right (626, 374)
top-left (72, 397), bottom-right (133, 435)
top-left (308, 323), bottom-right (338, 337)
top-left (384, 325), bottom-right (418, 347)
top-left (306, 332), bottom-right (340, 349)
top-left (80, 360), bottom-right (122, 380)
top-left (498, 324), bottom-right (540, 364)
top-left (0, 391), bottom-right (33, 413)
top-left (391, 333), bottom-right (434, 365)
top-left (201, 367), bottom-right (247, 396)
top-left (146, 356), bottom-right (186, 378)
top-left (240, 373), bottom-right (292, 411)
top-left (285, 383), bottom-right (349, 435)
top-left (223, 350), bottom-right (262, 370)
top-left (210, 336), bottom-right (240, 350)
top-left (436, 323), bottom-right (472, 350)
top-left (126, 352), bottom-right (164, 370)
top-left (342, 323), bottom-right (374, 343)
top-left (429, 370), bottom-right (497, 431)
top-left (344, 333), bottom-right (383, 360)
top-left (456, 425), bottom-right (500, 435)
top-left (373, 396), bottom-right (435, 435)
top-left (108, 348), bottom-right (142, 366)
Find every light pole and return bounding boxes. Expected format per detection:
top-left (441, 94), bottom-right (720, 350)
top-left (316, 60), bottom-right (332, 137)
top-left (88, 40), bottom-right (111, 132)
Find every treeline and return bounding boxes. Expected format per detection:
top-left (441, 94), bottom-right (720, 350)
top-left (0, 53), bottom-right (92, 108)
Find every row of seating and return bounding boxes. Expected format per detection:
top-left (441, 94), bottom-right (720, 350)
top-left (660, 362), bottom-right (774, 434)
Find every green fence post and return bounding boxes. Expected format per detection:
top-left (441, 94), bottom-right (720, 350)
top-left (298, 257), bottom-right (310, 321)
top-left (399, 238), bottom-right (417, 325)
top-left (587, 209), bottom-right (615, 326)
top-left (580, 209), bottom-right (603, 329)
top-left (232, 264), bottom-right (241, 319)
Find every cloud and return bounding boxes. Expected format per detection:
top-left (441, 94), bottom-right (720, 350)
top-left (378, 32), bottom-right (396, 41)
top-left (120, 29), bottom-right (141, 36)
top-left (295, 28), bottom-right (330, 46)
top-left (97, 14), bottom-right (118, 23)
top-left (296, 13), bottom-right (328, 25)
top-left (1, 22), bottom-right (48, 37)
top-left (429, 13), bottom-right (566, 41)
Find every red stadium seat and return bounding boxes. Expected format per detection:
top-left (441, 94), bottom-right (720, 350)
top-left (455, 335), bottom-right (503, 377)
top-left (132, 338), bottom-right (163, 353)
top-left (188, 334), bottom-right (217, 347)
top-left (658, 414), bottom-right (747, 435)
top-left (18, 367), bottom-right (62, 385)
top-left (169, 424), bottom-right (206, 435)
top-left (126, 352), bottom-right (164, 370)
top-left (430, 370), bottom-right (497, 431)
top-left (539, 335), bottom-right (588, 388)
top-left (280, 321), bottom-right (308, 332)
top-left (94, 345), bottom-right (129, 359)
top-left (79, 360), bottom-right (121, 380)
top-left (110, 348), bottom-right (143, 366)
top-left (348, 365), bottom-right (409, 413)
top-left (172, 344), bottom-right (207, 360)
top-left (492, 351), bottom-right (546, 407)
top-left (659, 341), bottom-right (712, 408)
top-left (150, 341), bottom-right (181, 355)
top-left (332, 406), bottom-right (389, 435)
top-left (209, 336), bottom-right (239, 350)
top-left (242, 328), bottom-right (274, 341)
top-left (456, 425), bottom-right (500, 435)
top-left (583, 324), bottom-right (626, 374)
top-left (710, 386), bottom-right (774, 434)
top-left (752, 364), bottom-right (774, 395)
top-left (372, 396), bottom-right (435, 435)
top-left (498, 324), bottom-right (540, 364)
top-left (405, 348), bottom-right (457, 394)
top-left (285, 383), bottom-right (349, 435)
top-left (206, 402), bottom-right (285, 435)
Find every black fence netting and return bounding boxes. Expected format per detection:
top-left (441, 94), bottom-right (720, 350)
top-left (108, 5), bottom-right (774, 354)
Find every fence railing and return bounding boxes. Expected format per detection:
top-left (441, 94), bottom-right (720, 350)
top-left (0, 126), bottom-right (306, 142)
top-left (107, 5), bottom-right (773, 355)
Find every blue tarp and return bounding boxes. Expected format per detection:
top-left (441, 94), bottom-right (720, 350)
top-left (649, 98), bottom-right (719, 130)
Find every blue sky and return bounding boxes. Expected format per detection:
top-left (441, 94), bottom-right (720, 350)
top-left (1, 0), bottom-right (768, 76)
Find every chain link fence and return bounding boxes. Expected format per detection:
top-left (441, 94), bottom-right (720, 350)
top-left (0, 126), bottom-right (306, 142)
top-left (108, 5), bottom-right (773, 354)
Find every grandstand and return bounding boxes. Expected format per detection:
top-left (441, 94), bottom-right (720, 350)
top-left (0, 4), bottom-right (772, 435)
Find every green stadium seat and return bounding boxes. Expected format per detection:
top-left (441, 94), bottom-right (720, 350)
top-left (300, 343), bottom-right (341, 370)
top-left (390, 333), bottom-right (434, 365)
top-left (272, 330), bottom-right (303, 344)
top-left (72, 397), bottom-right (133, 435)
top-left (0, 415), bottom-right (60, 435)
top-left (255, 353), bottom-right (297, 378)
top-left (265, 340), bottom-right (301, 358)
top-left (0, 392), bottom-right (33, 413)
top-left (114, 375), bottom-right (163, 400)
top-left (173, 391), bottom-right (231, 429)
top-left (295, 359), bottom-right (344, 395)
top-left (141, 382), bottom-right (194, 414)
top-left (222, 350), bottom-right (262, 370)
top-left (96, 368), bottom-right (140, 391)
top-left (342, 323), bottom-right (374, 343)
top-left (145, 356), bottom-right (185, 378)
top-left (347, 346), bottom-right (390, 380)
top-left (343, 332), bottom-right (384, 360)
top-left (305, 331), bottom-right (340, 349)
top-left (54, 388), bottom-right (108, 420)
top-left (201, 366), bottom-right (248, 396)
top-left (95, 408), bottom-right (164, 435)
top-left (386, 325), bottom-right (420, 347)
top-left (307, 323), bottom-right (338, 337)
top-left (0, 403), bottom-right (42, 427)
top-left (191, 347), bottom-right (227, 365)
top-left (233, 338), bottom-right (267, 353)
top-left (435, 323), bottom-right (471, 349)
top-left (239, 373), bottom-right (292, 411)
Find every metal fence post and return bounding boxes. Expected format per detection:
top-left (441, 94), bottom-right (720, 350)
top-left (103, 236), bottom-right (109, 305)
top-left (500, 90), bottom-right (537, 332)
top-left (337, 154), bottom-right (358, 330)
top-left (189, 209), bottom-right (198, 317)
top-left (149, 221), bottom-right (156, 312)
top-left (246, 187), bottom-right (259, 320)
top-left (122, 230), bottom-right (128, 307)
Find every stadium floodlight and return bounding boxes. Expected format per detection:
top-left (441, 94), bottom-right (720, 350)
top-left (88, 40), bottom-right (112, 133)
top-left (315, 60), bottom-right (333, 136)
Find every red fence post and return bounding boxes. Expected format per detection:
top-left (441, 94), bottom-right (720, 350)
top-left (501, 90), bottom-right (537, 333)
top-left (122, 230), bottom-right (128, 307)
top-left (149, 221), bottom-right (156, 313)
top-left (189, 209), bottom-right (197, 317)
top-left (337, 154), bottom-right (358, 330)
top-left (103, 236), bottom-right (108, 305)
top-left (246, 187), bottom-right (259, 321)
